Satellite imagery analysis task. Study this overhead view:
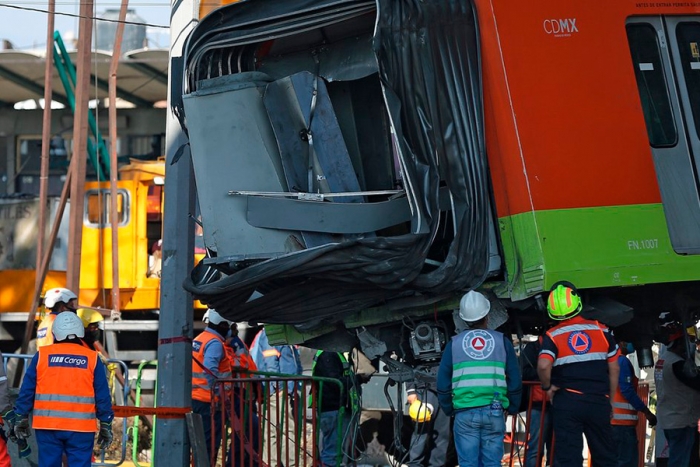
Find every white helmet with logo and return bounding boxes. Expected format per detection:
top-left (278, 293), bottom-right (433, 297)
top-left (44, 288), bottom-right (78, 310)
top-left (52, 312), bottom-right (85, 341)
top-left (459, 291), bottom-right (491, 322)
top-left (203, 309), bottom-right (234, 326)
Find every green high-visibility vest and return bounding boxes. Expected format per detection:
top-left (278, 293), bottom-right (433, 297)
top-left (311, 350), bottom-right (360, 413)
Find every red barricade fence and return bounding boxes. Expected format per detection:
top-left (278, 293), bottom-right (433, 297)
top-left (210, 372), bottom-right (345, 467)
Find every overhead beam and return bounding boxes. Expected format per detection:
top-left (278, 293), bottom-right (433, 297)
top-left (90, 72), bottom-right (154, 107)
top-left (126, 61), bottom-right (169, 86)
top-left (0, 65), bottom-right (70, 107)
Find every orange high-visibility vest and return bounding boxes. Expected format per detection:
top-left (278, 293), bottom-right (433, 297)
top-left (612, 365), bottom-right (639, 426)
top-left (192, 330), bottom-right (232, 403)
top-left (225, 344), bottom-right (257, 377)
top-left (34, 343), bottom-right (99, 432)
top-left (36, 314), bottom-right (57, 348)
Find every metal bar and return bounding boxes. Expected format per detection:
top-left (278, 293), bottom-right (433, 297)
top-left (91, 71), bottom-right (154, 108)
top-left (107, 0), bottom-right (129, 321)
top-left (126, 61), bottom-right (168, 85)
top-left (228, 189), bottom-right (404, 198)
top-left (66, 0), bottom-right (94, 292)
top-left (0, 64), bottom-right (70, 107)
top-left (15, 154), bottom-right (74, 386)
top-left (154, 0), bottom-right (198, 462)
top-left (36, 0), bottom-right (55, 278)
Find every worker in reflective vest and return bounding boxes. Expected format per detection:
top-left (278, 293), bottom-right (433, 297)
top-left (226, 322), bottom-right (257, 376)
top-left (311, 350), bottom-right (360, 467)
top-left (521, 335), bottom-right (553, 467)
top-left (192, 309), bottom-right (234, 463)
top-left (437, 291), bottom-right (522, 467)
top-left (36, 287), bottom-right (78, 348)
top-left (13, 312), bottom-right (113, 467)
top-left (612, 338), bottom-right (657, 467)
top-left (538, 283), bottom-right (619, 467)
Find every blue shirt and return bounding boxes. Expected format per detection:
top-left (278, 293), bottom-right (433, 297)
top-left (437, 332), bottom-right (522, 416)
top-left (251, 329), bottom-right (302, 392)
top-left (15, 347), bottom-right (114, 423)
top-left (618, 355), bottom-right (646, 411)
top-left (199, 328), bottom-right (226, 386)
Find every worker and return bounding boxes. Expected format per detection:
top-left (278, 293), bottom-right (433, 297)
top-left (0, 346), bottom-right (30, 464)
top-left (654, 324), bottom-right (700, 467)
top-left (192, 308), bottom-right (234, 464)
top-left (520, 334), bottom-right (552, 467)
top-left (37, 287), bottom-right (78, 348)
top-left (612, 337), bottom-right (657, 467)
top-left (220, 318), bottom-right (260, 467)
top-left (406, 363), bottom-right (450, 467)
top-left (437, 291), bottom-right (522, 467)
top-left (312, 350), bottom-right (359, 467)
top-left (537, 283), bottom-right (619, 467)
top-left (250, 327), bottom-right (312, 466)
top-left (13, 311), bottom-right (114, 467)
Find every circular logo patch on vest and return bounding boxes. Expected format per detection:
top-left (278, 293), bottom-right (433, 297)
top-left (567, 331), bottom-right (592, 355)
top-left (463, 330), bottom-right (495, 360)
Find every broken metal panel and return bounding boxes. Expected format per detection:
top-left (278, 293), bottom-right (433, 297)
top-left (245, 195), bottom-right (411, 234)
top-left (183, 73), bottom-right (295, 257)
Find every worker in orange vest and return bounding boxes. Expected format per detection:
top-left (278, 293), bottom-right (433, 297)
top-left (521, 335), bottom-right (553, 467)
top-left (192, 309), bottom-right (234, 463)
top-left (13, 312), bottom-right (114, 467)
top-left (538, 283), bottom-right (619, 467)
top-left (224, 322), bottom-right (261, 467)
top-left (612, 337), bottom-right (657, 467)
top-left (37, 287), bottom-right (78, 348)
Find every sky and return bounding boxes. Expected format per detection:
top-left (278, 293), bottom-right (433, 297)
top-left (0, 1), bottom-right (172, 51)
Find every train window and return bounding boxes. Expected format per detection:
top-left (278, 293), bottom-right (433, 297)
top-left (84, 189), bottom-right (130, 228)
top-left (675, 22), bottom-right (700, 139)
top-left (626, 24), bottom-right (678, 147)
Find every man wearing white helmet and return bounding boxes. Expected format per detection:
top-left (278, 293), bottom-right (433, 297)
top-left (14, 312), bottom-right (114, 466)
top-left (37, 287), bottom-right (78, 348)
top-left (437, 291), bottom-right (522, 467)
top-left (192, 308), bottom-right (234, 463)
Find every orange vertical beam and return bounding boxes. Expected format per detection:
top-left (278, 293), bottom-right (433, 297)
top-left (67, 0), bottom-right (95, 292)
top-left (36, 0), bottom-right (55, 277)
top-left (107, 0), bottom-right (129, 318)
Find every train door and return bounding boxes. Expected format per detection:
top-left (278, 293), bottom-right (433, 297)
top-left (626, 16), bottom-right (700, 254)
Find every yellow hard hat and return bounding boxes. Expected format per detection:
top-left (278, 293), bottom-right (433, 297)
top-left (76, 308), bottom-right (104, 328)
top-left (409, 400), bottom-right (433, 423)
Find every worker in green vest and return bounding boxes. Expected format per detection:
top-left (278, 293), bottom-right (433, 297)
top-left (311, 350), bottom-right (359, 467)
top-left (437, 290), bottom-right (522, 467)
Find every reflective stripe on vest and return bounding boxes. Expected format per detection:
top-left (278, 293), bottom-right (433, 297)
top-left (612, 359), bottom-right (639, 426)
top-left (36, 314), bottom-right (56, 348)
top-left (451, 329), bottom-right (509, 410)
top-left (546, 317), bottom-right (613, 368)
top-left (34, 343), bottom-right (99, 433)
top-left (191, 330), bottom-right (232, 403)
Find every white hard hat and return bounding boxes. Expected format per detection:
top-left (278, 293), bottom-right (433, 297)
top-left (459, 291), bottom-right (490, 322)
top-left (44, 288), bottom-right (78, 309)
top-left (52, 312), bottom-right (85, 341)
top-left (203, 309), bottom-right (233, 326)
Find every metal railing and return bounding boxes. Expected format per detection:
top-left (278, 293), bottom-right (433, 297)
top-left (209, 371), bottom-right (347, 467)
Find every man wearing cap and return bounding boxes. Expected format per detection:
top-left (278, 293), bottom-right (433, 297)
top-left (537, 283), bottom-right (619, 467)
top-left (192, 308), bottom-right (234, 463)
top-left (437, 291), bottom-right (522, 467)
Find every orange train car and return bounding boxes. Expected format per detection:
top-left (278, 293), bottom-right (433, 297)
top-left (180, 0), bottom-right (700, 358)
